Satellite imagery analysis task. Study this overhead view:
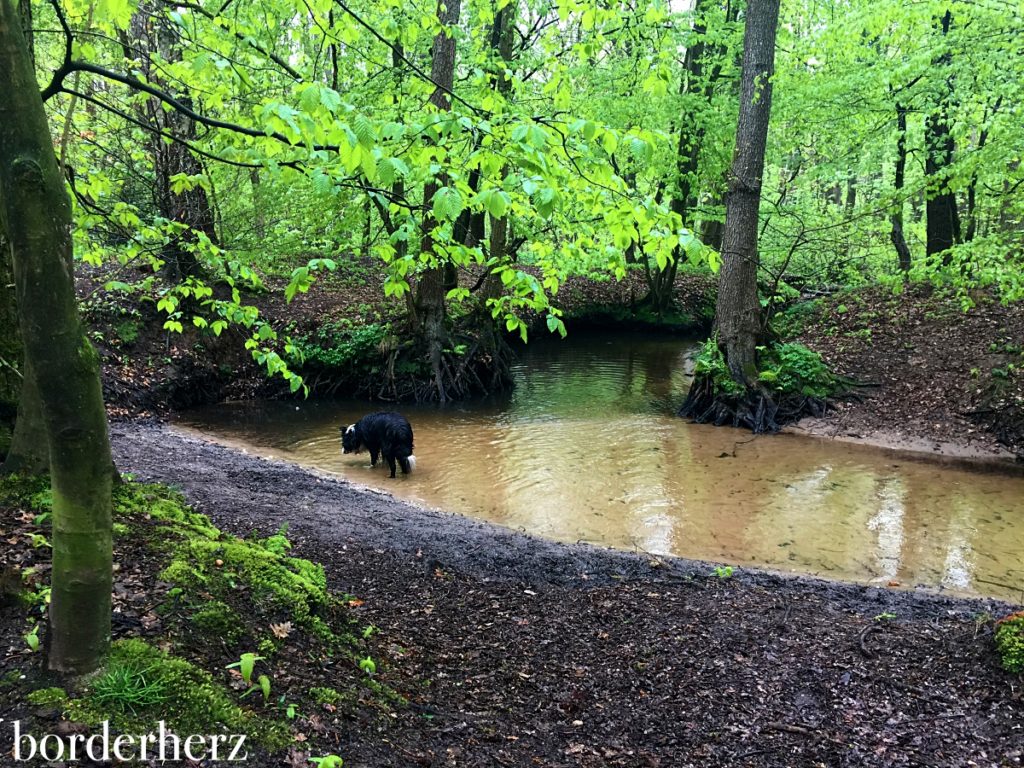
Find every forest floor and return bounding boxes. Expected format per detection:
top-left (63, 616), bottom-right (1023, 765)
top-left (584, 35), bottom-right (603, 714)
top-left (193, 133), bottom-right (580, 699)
top-left (4, 421), bottom-right (1022, 767)
top-left (789, 283), bottom-right (1024, 461)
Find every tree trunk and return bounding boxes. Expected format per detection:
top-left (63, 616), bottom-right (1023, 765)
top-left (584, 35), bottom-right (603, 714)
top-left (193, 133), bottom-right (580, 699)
top-left (3, 359), bottom-right (48, 474)
top-left (925, 9), bottom-right (960, 262)
top-left (128, 6), bottom-right (218, 279)
top-left (890, 101), bottom-right (912, 272)
top-left (0, 0), bottom-right (47, 472)
top-left (0, 221), bottom-right (19, 455)
top-left (645, 0), bottom-right (719, 316)
top-left (413, 0), bottom-right (462, 402)
top-left (0, 0), bottom-right (113, 674)
top-left (680, 0), bottom-right (781, 430)
top-left (714, 0), bottom-right (780, 388)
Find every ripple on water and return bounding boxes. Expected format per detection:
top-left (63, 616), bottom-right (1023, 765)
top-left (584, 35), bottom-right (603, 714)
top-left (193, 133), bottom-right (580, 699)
top-left (178, 331), bottom-right (1024, 601)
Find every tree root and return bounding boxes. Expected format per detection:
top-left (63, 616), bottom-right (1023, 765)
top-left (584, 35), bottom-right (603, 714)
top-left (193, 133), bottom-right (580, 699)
top-left (679, 373), bottom-right (829, 433)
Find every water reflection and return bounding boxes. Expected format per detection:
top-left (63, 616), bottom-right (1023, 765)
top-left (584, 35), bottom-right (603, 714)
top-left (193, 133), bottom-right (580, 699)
top-left (178, 331), bottom-right (1024, 601)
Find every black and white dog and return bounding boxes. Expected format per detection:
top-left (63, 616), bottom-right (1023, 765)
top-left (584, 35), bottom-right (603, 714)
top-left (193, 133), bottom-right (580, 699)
top-left (341, 412), bottom-right (416, 478)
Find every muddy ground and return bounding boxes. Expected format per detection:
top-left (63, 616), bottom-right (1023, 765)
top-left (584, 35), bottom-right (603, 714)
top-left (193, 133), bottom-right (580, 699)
top-left (96, 421), bottom-right (1024, 767)
top-left (792, 284), bottom-right (1024, 460)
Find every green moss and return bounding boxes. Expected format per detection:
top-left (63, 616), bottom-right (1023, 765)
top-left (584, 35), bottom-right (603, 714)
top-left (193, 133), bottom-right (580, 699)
top-left (157, 532), bottom-right (339, 645)
top-left (114, 483), bottom-right (219, 539)
top-left (995, 614), bottom-right (1024, 673)
top-left (310, 686), bottom-right (349, 706)
top-left (65, 639), bottom-right (288, 748)
top-left (112, 522), bottom-right (130, 537)
top-left (0, 670), bottom-right (22, 690)
top-left (191, 601), bottom-right (246, 645)
top-left (27, 687), bottom-right (68, 707)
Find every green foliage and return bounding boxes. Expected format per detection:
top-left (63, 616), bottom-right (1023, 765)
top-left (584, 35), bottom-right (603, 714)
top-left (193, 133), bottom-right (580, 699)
top-left (690, 338), bottom-right (744, 396)
top-left (692, 338), bottom-right (838, 400)
top-left (289, 322), bottom-right (389, 376)
top-left (995, 613), bottom-right (1024, 673)
top-left (772, 300), bottom-right (822, 339)
top-left (0, 474), bottom-right (50, 509)
top-left (310, 686), bottom-right (348, 706)
top-left (23, 625), bottom-right (41, 652)
top-left (713, 565), bottom-right (734, 579)
top-left (91, 659), bottom-right (170, 714)
top-left (226, 652), bottom-right (264, 686)
top-left (757, 343), bottom-right (838, 399)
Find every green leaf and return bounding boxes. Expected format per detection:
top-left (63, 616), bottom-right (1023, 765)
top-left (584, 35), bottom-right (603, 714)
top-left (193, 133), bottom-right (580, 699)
top-left (431, 187), bottom-right (464, 222)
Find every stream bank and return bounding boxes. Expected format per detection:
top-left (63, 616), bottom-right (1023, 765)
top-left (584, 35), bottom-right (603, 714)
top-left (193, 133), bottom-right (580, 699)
top-left (101, 420), bottom-right (1023, 767)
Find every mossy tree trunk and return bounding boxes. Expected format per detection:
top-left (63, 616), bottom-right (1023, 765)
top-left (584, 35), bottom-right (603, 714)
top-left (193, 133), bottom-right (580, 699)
top-left (680, 0), bottom-right (781, 431)
top-left (0, 0), bottom-right (47, 473)
top-left (713, 0), bottom-right (780, 389)
top-left (3, 358), bottom-right (48, 474)
top-left (0, 0), bottom-right (113, 674)
top-left (0, 221), bottom-right (19, 455)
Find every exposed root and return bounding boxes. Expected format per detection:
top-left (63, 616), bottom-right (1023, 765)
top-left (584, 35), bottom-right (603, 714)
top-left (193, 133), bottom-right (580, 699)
top-left (679, 373), bottom-right (829, 433)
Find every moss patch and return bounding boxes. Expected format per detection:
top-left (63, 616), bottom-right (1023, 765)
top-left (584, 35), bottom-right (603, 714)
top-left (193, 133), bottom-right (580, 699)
top-left (190, 601), bottom-right (246, 646)
top-left (62, 639), bottom-right (289, 747)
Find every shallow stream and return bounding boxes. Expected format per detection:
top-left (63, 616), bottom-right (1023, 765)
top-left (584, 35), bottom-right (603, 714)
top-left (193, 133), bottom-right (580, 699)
top-left (179, 331), bottom-right (1024, 601)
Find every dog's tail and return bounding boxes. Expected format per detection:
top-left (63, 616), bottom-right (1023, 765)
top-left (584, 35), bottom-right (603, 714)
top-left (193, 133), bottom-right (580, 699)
top-left (399, 455), bottom-right (416, 474)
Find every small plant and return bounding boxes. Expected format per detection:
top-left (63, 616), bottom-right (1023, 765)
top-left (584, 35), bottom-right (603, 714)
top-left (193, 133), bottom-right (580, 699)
top-left (358, 656), bottom-right (376, 676)
top-left (310, 756), bottom-right (344, 768)
top-left (241, 674), bottom-right (272, 704)
top-left (91, 662), bottom-right (169, 714)
top-left (757, 342), bottom-right (838, 398)
top-left (24, 624), bottom-right (40, 652)
top-left (226, 652), bottom-right (264, 686)
top-left (310, 687), bottom-right (346, 706)
top-left (995, 613), bottom-right (1024, 673)
top-left (873, 612), bottom-right (897, 621)
top-left (713, 565), bottom-right (734, 579)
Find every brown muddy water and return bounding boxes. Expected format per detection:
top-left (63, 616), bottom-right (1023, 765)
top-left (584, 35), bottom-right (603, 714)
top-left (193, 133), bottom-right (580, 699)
top-left (178, 331), bottom-right (1024, 601)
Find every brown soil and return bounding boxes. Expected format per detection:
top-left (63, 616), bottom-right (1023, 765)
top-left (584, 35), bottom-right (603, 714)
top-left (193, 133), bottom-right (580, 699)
top-left (791, 284), bottom-right (1024, 461)
top-left (5, 423), bottom-right (1019, 767)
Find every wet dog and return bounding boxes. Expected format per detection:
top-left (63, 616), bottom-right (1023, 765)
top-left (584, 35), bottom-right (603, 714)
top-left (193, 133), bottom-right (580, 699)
top-left (341, 412), bottom-right (416, 478)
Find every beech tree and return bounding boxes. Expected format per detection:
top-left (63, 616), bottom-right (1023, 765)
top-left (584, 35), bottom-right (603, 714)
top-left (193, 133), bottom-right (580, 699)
top-left (0, 0), bottom-right (113, 674)
top-left (680, 0), bottom-right (782, 430)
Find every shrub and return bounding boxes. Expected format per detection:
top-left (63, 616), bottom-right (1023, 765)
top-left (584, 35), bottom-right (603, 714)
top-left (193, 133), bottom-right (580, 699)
top-left (692, 338), bottom-right (837, 399)
top-left (289, 322), bottom-right (389, 374)
top-left (995, 613), bottom-right (1024, 673)
top-left (757, 342), bottom-right (838, 398)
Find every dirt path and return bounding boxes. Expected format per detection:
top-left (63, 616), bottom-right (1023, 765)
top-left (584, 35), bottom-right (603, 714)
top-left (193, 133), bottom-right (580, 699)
top-left (110, 421), bottom-right (1024, 767)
